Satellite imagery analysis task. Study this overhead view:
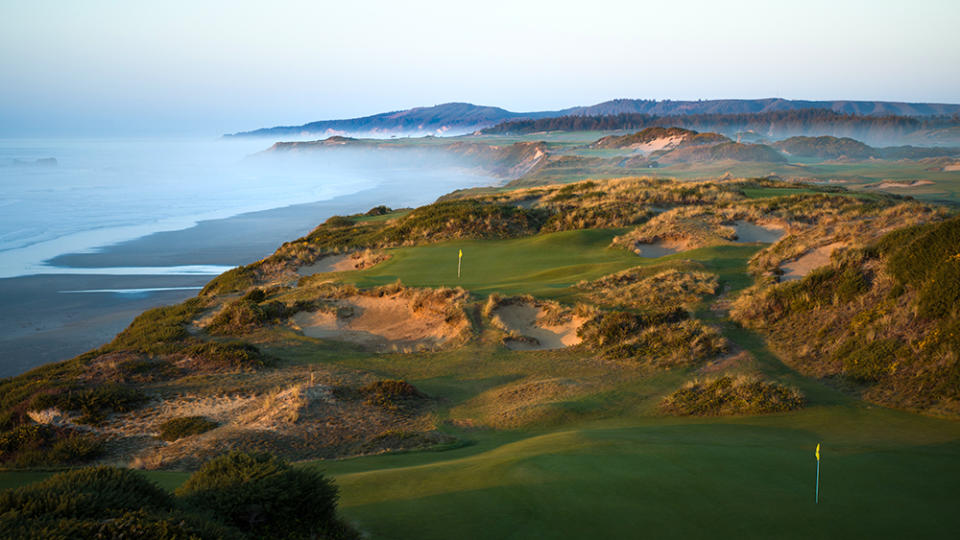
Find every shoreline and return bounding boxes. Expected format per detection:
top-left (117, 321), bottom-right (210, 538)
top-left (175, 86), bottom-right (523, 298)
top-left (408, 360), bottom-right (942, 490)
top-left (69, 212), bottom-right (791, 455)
top-left (0, 273), bottom-right (211, 377)
top-left (2, 173), bottom-right (497, 376)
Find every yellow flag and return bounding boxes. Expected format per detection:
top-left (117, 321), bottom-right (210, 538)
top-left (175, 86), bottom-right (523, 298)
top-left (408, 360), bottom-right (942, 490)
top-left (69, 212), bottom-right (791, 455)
top-left (815, 443), bottom-right (820, 461)
top-left (459, 249), bottom-right (463, 259)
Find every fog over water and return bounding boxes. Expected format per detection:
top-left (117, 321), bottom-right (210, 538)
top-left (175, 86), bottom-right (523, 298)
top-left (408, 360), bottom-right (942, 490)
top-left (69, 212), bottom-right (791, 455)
top-left (0, 137), bottom-right (495, 278)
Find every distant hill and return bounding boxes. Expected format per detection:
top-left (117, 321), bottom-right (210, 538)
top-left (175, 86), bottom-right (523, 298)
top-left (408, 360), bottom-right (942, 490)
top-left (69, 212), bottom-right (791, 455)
top-left (227, 102), bottom-right (552, 138)
top-left (657, 142), bottom-right (787, 164)
top-left (482, 110), bottom-right (960, 146)
top-left (591, 127), bottom-right (729, 152)
top-left (226, 99), bottom-right (960, 139)
top-left (773, 135), bottom-right (960, 160)
top-left (562, 98), bottom-right (960, 117)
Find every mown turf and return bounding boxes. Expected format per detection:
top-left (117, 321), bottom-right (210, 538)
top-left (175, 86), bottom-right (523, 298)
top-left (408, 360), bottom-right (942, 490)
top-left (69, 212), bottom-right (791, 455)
top-left (346, 228), bottom-right (761, 300)
top-left (316, 410), bottom-right (960, 540)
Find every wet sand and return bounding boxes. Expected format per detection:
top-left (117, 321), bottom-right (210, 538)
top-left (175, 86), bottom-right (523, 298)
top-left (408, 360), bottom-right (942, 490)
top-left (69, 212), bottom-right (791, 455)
top-left (1, 190), bottom-right (401, 376)
top-left (0, 274), bottom-right (209, 377)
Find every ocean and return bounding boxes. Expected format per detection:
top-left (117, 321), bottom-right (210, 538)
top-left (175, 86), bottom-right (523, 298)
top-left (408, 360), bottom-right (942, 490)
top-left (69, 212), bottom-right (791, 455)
top-left (0, 136), bottom-right (494, 375)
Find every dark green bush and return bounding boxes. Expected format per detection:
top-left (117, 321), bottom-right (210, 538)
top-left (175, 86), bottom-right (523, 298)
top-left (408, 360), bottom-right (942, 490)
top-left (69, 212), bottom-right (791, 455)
top-left (30, 384), bottom-right (147, 417)
top-left (0, 467), bottom-right (234, 539)
top-left (201, 265), bottom-right (256, 296)
top-left (324, 215), bottom-right (355, 228)
top-left (176, 452), bottom-right (357, 539)
top-left (184, 341), bottom-right (269, 371)
top-left (0, 424), bottom-right (102, 467)
top-left (360, 380), bottom-right (427, 411)
top-left (158, 416), bottom-right (219, 441)
top-left (0, 466), bottom-right (171, 520)
top-left (365, 205), bottom-right (392, 216)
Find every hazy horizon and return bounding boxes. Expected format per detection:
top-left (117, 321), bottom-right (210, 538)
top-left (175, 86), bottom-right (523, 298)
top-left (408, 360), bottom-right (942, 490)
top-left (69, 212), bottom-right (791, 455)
top-left (2, 0), bottom-right (958, 137)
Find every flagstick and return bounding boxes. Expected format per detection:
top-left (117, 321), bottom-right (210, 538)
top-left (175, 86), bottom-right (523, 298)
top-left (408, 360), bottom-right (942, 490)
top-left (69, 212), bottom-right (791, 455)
top-left (458, 255), bottom-right (461, 279)
top-left (815, 458), bottom-right (820, 504)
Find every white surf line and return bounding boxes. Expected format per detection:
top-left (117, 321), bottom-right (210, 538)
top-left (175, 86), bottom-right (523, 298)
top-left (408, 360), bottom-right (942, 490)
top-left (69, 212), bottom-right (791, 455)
top-left (22, 264), bottom-right (235, 276)
top-left (59, 286), bottom-right (204, 295)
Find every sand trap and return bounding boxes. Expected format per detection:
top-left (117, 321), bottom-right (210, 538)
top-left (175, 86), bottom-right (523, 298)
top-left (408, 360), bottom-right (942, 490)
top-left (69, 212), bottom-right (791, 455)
top-left (297, 255), bottom-right (354, 275)
top-left (492, 304), bottom-right (585, 350)
top-left (733, 221), bottom-right (785, 243)
top-left (634, 242), bottom-right (680, 258)
top-left (780, 242), bottom-right (846, 281)
top-left (297, 251), bottom-right (386, 276)
top-left (292, 294), bottom-right (465, 352)
top-left (870, 180), bottom-right (935, 189)
top-left (944, 164), bottom-right (960, 172)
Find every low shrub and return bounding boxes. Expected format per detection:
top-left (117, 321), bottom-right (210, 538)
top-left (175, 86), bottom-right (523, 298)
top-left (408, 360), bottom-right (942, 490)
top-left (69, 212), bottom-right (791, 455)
top-left (183, 341), bottom-right (269, 371)
top-left (660, 376), bottom-right (805, 415)
top-left (158, 416), bottom-right (219, 442)
top-left (201, 265), bottom-right (256, 296)
top-left (106, 298), bottom-right (204, 354)
top-left (578, 308), bottom-right (688, 349)
top-left (360, 380), bottom-right (426, 411)
top-left (176, 452), bottom-right (358, 539)
top-left (0, 454), bottom-right (357, 539)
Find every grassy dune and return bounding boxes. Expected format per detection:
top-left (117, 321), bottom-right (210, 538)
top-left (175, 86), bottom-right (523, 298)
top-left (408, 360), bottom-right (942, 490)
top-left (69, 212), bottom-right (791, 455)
top-left (2, 183), bottom-right (958, 538)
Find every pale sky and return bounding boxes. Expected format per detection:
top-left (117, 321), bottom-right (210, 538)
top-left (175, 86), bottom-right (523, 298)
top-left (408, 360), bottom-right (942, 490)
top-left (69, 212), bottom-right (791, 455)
top-left (1, 0), bottom-right (958, 136)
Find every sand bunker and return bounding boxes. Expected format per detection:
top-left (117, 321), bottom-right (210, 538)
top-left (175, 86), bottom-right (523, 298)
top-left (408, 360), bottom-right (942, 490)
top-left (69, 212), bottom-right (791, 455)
top-left (292, 293), bottom-right (466, 352)
top-left (944, 164), bottom-right (960, 172)
top-left (633, 242), bottom-right (681, 258)
top-left (870, 180), bottom-right (935, 189)
top-left (733, 221), bottom-right (785, 243)
top-left (297, 251), bottom-right (386, 276)
top-left (492, 303), bottom-right (586, 350)
top-left (780, 242), bottom-right (846, 281)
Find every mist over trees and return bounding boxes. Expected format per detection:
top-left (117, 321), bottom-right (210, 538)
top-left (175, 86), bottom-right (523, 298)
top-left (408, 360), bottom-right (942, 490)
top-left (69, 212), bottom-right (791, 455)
top-left (480, 110), bottom-right (960, 145)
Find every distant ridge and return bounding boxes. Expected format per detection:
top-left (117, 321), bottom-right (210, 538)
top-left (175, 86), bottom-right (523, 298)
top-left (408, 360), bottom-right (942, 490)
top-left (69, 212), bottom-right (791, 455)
top-left (226, 98), bottom-right (960, 138)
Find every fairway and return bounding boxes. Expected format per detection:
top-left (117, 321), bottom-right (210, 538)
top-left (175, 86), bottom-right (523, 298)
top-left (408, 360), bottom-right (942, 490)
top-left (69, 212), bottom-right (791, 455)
top-left (317, 410), bottom-right (960, 540)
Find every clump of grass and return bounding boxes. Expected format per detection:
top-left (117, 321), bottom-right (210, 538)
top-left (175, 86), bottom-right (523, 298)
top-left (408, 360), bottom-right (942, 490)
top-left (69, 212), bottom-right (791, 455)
top-left (105, 298), bottom-right (205, 355)
top-left (612, 207), bottom-right (737, 252)
top-left (200, 265), bottom-right (256, 296)
top-left (29, 384), bottom-right (148, 425)
top-left (660, 375), bottom-right (805, 416)
top-left (578, 310), bottom-right (726, 367)
top-left (183, 341), bottom-right (270, 371)
top-left (360, 380), bottom-right (427, 412)
top-left (579, 267), bottom-right (719, 310)
top-left (157, 416), bottom-right (219, 442)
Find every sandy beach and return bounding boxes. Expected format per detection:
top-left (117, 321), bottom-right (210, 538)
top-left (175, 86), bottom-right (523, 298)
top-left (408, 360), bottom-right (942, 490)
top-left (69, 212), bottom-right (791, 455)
top-left (0, 274), bottom-right (209, 377)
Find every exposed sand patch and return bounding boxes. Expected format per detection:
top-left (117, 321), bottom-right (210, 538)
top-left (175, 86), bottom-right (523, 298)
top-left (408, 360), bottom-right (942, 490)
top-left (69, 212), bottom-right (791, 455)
top-left (870, 180), bottom-right (935, 189)
top-left (492, 303), bottom-right (586, 350)
top-left (633, 241), bottom-right (681, 258)
top-left (733, 221), bottom-right (785, 243)
top-left (292, 293), bottom-right (466, 352)
top-left (780, 242), bottom-right (846, 281)
top-left (627, 136), bottom-right (684, 153)
top-left (297, 251), bottom-right (386, 276)
top-left (944, 164), bottom-right (960, 172)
